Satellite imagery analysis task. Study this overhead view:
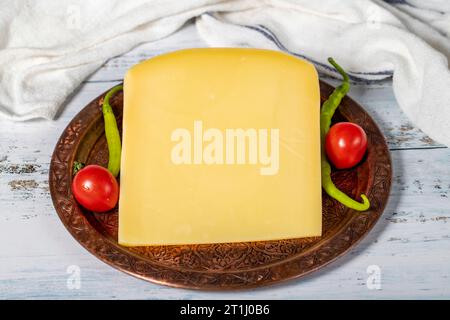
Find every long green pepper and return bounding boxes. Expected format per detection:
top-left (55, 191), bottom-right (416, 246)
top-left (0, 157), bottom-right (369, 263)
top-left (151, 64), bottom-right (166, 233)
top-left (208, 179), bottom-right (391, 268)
top-left (321, 58), bottom-right (370, 211)
top-left (102, 85), bottom-right (123, 177)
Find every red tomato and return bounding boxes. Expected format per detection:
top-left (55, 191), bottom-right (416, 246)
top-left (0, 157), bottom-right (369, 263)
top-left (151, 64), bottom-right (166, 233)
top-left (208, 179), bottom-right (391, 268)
top-left (71, 165), bottom-right (119, 212)
top-left (325, 122), bottom-right (368, 169)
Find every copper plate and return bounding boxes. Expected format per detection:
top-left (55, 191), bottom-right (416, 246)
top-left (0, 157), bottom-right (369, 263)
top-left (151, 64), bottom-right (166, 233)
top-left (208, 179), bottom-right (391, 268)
top-left (49, 81), bottom-right (392, 290)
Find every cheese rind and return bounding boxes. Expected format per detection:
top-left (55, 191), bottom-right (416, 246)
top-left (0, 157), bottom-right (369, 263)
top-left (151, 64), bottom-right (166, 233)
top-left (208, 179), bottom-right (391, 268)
top-left (119, 48), bottom-right (321, 246)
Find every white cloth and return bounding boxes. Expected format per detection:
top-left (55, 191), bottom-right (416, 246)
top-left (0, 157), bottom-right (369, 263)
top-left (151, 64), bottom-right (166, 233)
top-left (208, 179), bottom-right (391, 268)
top-left (1, 0), bottom-right (450, 146)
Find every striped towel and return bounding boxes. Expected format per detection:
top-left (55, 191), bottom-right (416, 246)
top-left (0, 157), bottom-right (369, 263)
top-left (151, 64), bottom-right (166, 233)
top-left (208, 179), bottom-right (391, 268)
top-left (0, 0), bottom-right (449, 146)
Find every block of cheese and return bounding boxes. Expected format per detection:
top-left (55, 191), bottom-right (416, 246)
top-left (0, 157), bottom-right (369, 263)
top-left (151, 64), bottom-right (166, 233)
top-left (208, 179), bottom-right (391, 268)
top-left (118, 48), bottom-right (321, 246)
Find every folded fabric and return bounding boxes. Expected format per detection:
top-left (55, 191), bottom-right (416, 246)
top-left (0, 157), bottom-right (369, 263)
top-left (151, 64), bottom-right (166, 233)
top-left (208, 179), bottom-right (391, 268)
top-left (0, 0), bottom-right (449, 146)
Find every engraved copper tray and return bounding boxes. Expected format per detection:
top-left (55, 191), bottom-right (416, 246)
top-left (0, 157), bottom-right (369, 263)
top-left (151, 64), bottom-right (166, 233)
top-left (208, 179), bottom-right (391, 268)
top-left (49, 81), bottom-right (392, 290)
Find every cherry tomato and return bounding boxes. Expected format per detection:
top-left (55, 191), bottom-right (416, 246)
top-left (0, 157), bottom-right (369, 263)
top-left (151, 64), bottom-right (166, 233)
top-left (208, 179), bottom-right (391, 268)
top-left (72, 165), bottom-right (119, 212)
top-left (325, 122), bottom-right (368, 169)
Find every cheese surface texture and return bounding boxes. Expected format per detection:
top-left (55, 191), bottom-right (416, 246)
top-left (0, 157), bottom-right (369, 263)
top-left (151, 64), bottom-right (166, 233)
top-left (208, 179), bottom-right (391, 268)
top-left (119, 48), bottom-right (321, 246)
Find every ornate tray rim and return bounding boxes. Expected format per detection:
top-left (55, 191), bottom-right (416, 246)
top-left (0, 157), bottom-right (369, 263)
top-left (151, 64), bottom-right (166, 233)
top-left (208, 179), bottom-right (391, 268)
top-left (49, 81), bottom-right (392, 290)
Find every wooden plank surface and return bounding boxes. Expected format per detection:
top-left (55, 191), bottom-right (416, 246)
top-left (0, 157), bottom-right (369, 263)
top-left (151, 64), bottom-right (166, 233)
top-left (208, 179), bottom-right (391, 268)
top-left (0, 24), bottom-right (449, 299)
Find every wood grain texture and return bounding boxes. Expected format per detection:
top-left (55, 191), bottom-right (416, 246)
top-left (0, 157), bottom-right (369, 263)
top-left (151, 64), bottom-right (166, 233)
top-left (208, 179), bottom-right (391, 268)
top-left (0, 24), bottom-right (449, 299)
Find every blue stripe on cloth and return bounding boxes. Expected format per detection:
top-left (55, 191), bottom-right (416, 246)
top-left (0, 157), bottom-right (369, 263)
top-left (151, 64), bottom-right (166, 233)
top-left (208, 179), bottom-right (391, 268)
top-left (203, 13), bottom-right (393, 84)
top-left (248, 24), bottom-right (393, 83)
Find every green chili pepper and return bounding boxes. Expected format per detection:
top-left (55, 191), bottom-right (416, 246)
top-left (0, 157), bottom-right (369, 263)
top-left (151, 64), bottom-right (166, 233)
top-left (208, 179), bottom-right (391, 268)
top-left (320, 58), bottom-right (370, 211)
top-left (102, 84), bottom-right (123, 177)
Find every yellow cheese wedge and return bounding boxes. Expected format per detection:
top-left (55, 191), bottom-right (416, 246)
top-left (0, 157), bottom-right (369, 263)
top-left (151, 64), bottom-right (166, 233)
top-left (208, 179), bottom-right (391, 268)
top-left (118, 48), bottom-right (321, 246)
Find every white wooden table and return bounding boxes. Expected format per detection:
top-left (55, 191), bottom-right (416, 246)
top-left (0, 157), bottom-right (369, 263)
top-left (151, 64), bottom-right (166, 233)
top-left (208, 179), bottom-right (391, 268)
top-left (1, 24), bottom-right (449, 300)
